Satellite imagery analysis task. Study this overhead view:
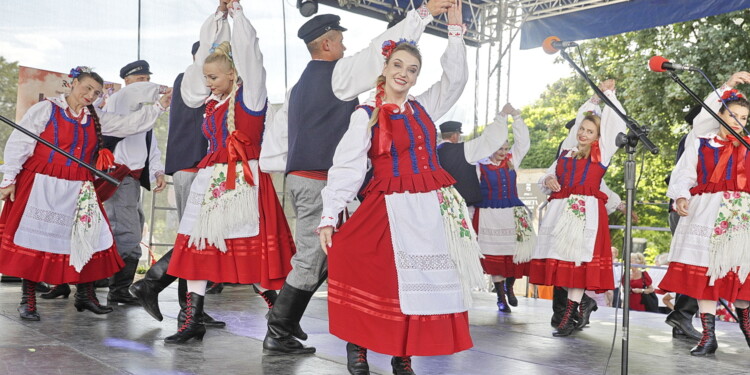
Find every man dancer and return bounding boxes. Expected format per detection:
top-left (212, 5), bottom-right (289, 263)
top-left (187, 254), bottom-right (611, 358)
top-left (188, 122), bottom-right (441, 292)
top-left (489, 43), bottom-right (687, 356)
top-left (259, 0), bottom-right (456, 355)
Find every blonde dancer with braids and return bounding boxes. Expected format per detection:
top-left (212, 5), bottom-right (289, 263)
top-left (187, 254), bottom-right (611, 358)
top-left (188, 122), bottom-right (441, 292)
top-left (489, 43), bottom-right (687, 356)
top-left (0, 67), bottom-right (170, 321)
top-left (317, 4), bottom-right (480, 374)
top-left (165, 0), bottom-right (295, 344)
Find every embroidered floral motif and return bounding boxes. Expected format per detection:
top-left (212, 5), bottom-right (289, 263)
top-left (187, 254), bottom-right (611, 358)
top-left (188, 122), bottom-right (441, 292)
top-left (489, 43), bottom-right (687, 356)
top-left (438, 187), bottom-right (472, 238)
top-left (74, 181), bottom-right (98, 230)
top-left (711, 191), bottom-right (750, 239)
top-left (565, 196), bottom-right (587, 219)
top-left (514, 206), bottom-right (534, 243)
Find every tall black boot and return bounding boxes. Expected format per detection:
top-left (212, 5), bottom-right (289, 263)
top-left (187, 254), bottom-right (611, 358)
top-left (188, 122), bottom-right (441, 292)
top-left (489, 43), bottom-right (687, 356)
top-left (263, 282), bottom-right (316, 355)
top-left (736, 307), bottom-right (750, 348)
top-left (35, 282), bottom-right (51, 293)
top-left (74, 282), bottom-right (114, 314)
top-left (391, 356), bottom-right (415, 375)
top-left (576, 293), bottom-right (598, 329)
top-left (40, 283), bottom-right (71, 299)
top-left (346, 342), bottom-right (370, 375)
top-left (129, 249), bottom-right (177, 321)
top-left (494, 281), bottom-right (511, 313)
top-left (253, 284), bottom-right (278, 310)
top-left (165, 292), bottom-right (206, 344)
top-left (551, 287), bottom-right (568, 327)
top-left (690, 313), bottom-right (718, 356)
top-left (177, 279), bottom-right (226, 329)
top-left (666, 294), bottom-right (701, 340)
top-left (18, 279), bottom-right (40, 321)
top-left (504, 277), bottom-right (518, 307)
top-left (108, 257), bottom-right (140, 305)
top-left (552, 299), bottom-right (580, 337)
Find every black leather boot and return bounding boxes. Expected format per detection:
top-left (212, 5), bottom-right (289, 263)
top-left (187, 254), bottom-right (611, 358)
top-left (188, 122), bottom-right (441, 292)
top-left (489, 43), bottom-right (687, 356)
top-left (504, 277), bottom-right (518, 307)
top-left (263, 282), bottom-right (316, 355)
top-left (40, 283), bottom-right (71, 299)
top-left (576, 294), bottom-right (598, 329)
top-left (690, 313), bottom-right (718, 356)
top-left (165, 292), bottom-right (206, 344)
top-left (108, 257), bottom-right (141, 305)
top-left (735, 307), bottom-right (750, 348)
top-left (666, 294), bottom-right (701, 340)
top-left (552, 299), bottom-right (580, 337)
top-left (35, 282), bottom-right (51, 293)
top-left (494, 281), bottom-right (511, 313)
top-left (129, 249), bottom-right (176, 321)
top-left (205, 281), bottom-right (224, 294)
top-left (74, 282), bottom-right (114, 314)
top-left (18, 279), bottom-right (40, 321)
top-left (391, 356), bottom-right (415, 375)
top-left (176, 279), bottom-right (226, 329)
top-left (346, 342), bottom-right (370, 375)
top-left (551, 287), bottom-right (567, 327)
top-left (253, 284), bottom-right (278, 310)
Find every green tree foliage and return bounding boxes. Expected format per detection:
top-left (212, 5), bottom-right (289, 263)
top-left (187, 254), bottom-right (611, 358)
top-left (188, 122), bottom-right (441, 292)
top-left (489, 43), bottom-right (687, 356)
top-left (520, 9), bottom-right (750, 260)
top-left (0, 57), bottom-right (19, 143)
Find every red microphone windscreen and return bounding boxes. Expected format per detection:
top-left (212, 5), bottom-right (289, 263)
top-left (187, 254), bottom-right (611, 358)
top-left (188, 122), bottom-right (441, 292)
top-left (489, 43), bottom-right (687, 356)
top-left (649, 56), bottom-right (669, 72)
top-left (542, 36), bottom-right (561, 55)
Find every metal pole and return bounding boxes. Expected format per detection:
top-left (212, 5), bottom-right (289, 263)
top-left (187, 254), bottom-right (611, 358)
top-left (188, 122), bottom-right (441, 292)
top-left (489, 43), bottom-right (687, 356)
top-left (495, 0), bottom-right (505, 113)
top-left (137, 0), bottom-right (142, 60)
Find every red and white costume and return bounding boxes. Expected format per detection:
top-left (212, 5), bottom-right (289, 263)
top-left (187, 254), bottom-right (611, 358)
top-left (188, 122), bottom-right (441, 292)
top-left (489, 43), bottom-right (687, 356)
top-left (166, 4), bottom-right (295, 289)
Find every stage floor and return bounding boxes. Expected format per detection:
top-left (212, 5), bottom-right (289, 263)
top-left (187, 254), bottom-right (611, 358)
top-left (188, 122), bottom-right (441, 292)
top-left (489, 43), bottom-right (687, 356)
top-left (0, 281), bottom-right (748, 375)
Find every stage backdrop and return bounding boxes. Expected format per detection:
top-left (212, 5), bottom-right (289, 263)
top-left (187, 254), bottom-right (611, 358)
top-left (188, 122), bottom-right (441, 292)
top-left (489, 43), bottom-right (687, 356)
top-left (15, 66), bottom-right (121, 122)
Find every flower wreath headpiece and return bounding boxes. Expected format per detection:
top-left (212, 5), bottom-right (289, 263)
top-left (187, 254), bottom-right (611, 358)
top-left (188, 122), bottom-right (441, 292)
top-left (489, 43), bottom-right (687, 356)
top-left (582, 109), bottom-right (600, 117)
top-left (381, 38), bottom-right (418, 59)
top-left (719, 89), bottom-right (745, 103)
top-left (69, 66), bottom-right (93, 79)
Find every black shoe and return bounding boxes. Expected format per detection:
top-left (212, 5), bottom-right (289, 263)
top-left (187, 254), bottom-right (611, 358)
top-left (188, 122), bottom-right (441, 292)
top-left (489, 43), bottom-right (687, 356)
top-left (108, 257), bottom-right (141, 305)
top-left (41, 284), bottom-right (71, 299)
top-left (504, 278), bottom-right (518, 307)
top-left (108, 289), bottom-right (141, 305)
top-left (391, 356), bottom-right (415, 375)
top-left (551, 287), bottom-right (567, 327)
top-left (74, 283), bottom-right (114, 314)
top-left (175, 279), bottom-right (226, 329)
top-left (346, 342), bottom-right (370, 375)
top-left (263, 283), bottom-right (316, 355)
top-left (553, 299), bottom-right (580, 337)
top-left (493, 282), bottom-right (511, 313)
top-left (128, 249), bottom-right (177, 321)
top-left (35, 282), bottom-right (52, 294)
top-left (576, 295), bottom-right (598, 329)
top-left (165, 292), bottom-right (207, 344)
top-left (735, 307), bottom-right (750, 348)
top-left (18, 279), bottom-right (40, 321)
top-left (202, 312), bottom-right (227, 328)
top-left (690, 313), bottom-right (717, 356)
top-left (672, 327), bottom-right (686, 338)
top-left (205, 281), bottom-right (224, 294)
top-left (666, 311), bottom-right (701, 341)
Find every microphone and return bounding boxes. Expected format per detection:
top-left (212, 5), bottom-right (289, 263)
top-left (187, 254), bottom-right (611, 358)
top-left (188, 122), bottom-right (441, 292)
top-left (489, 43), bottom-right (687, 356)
top-left (648, 56), bottom-right (699, 72)
top-left (542, 36), bottom-right (578, 54)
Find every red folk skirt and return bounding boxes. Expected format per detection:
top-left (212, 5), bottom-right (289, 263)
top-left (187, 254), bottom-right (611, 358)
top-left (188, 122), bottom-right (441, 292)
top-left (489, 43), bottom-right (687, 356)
top-left (527, 197), bottom-right (614, 293)
top-left (328, 191), bottom-right (473, 357)
top-left (659, 262), bottom-right (750, 302)
top-left (0, 167), bottom-right (123, 284)
top-left (472, 208), bottom-right (529, 278)
top-left (167, 171), bottom-right (294, 290)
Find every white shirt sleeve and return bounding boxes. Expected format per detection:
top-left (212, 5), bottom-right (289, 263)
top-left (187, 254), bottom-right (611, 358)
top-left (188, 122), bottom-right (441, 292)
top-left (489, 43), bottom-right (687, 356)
top-left (148, 134), bottom-right (165, 181)
top-left (538, 159), bottom-right (559, 196)
top-left (560, 98), bottom-right (600, 154)
top-left (103, 82), bottom-right (161, 115)
top-left (259, 89), bottom-right (291, 173)
top-left (331, 8), bottom-right (433, 101)
top-left (0, 101), bottom-right (52, 182)
top-left (229, 3), bottom-right (267, 112)
top-left (463, 112), bottom-right (508, 164)
top-left (97, 104), bottom-right (166, 137)
top-left (600, 179), bottom-right (622, 215)
top-left (181, 10), bottom-right (230, 108)
top-left (599, 90), bottom-right (627, 165)
top-left (414, 25), bottom-right (468, 120)
top-left (693, 85), bottom-right (729, 137)
top-left (667, 131), bottom-right (700, 201)
top-left (318, 108), bottom-right (372, 228)
top-left (509, 115), bottom-right (531, 166)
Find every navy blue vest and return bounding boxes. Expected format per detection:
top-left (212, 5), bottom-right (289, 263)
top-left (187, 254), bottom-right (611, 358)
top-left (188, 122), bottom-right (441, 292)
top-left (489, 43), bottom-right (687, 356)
top-left (286, 61), bottom-right (359, 173)
top-left (165, 73), bottom-right (208, 175)
top-left (436, 142), bottom-right (482, 206)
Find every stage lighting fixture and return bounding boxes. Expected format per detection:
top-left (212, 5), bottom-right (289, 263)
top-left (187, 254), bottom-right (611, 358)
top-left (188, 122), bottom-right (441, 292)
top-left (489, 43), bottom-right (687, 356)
top-left (297, 0), bottom-right (318, 17)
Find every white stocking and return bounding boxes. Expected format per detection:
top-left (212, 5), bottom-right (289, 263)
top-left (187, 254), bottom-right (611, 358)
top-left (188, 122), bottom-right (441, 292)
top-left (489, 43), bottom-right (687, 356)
top-left (567, 287), bottom-right (585, 303)
top-left (697, 299), bottom-right (717, 315)
top-left (491, 275), bottom-right (506, 283)
top-left (187, 280), bottom-right (207, 296)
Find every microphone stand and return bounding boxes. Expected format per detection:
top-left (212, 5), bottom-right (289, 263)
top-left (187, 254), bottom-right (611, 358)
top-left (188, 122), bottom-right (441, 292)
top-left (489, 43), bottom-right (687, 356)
top-left (558, 49), bottom-right (660, 375)
top-left (0, 115), bottom-right (120, 186)
top-left (666, 71), bottom-right (750, 150)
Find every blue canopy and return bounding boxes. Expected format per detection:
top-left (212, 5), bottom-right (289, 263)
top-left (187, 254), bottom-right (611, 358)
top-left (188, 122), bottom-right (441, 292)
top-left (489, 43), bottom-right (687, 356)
top-left (521, 0), bottom-right (750, 50)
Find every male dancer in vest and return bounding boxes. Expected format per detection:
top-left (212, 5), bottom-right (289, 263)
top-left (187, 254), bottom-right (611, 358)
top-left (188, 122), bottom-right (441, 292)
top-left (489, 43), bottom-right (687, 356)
top-left (128, 44), bottom-right (226, 328)
top-left (101, 60), bottom-right (167, 305)
top-left (259, 0), bottom-right (457, 355)
top-left (436, 103), bottom-right (523, 308)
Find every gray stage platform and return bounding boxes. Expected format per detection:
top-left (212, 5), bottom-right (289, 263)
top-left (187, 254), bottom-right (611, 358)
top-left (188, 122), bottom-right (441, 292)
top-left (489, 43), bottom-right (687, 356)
top-left (1, 281), bottom-right (748, 375)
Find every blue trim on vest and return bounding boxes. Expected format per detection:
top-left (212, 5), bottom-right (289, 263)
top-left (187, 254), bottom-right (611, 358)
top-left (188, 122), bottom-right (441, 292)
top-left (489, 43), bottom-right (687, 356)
top-left (569, 156), bottom-right (577, 187)
top-left (66, 117), bottom-right (79, 167)
top-left (561, 156), bottom-right (569, 186)
top-left (476, 164), bottom-right (524, 208)
top-left (727, 156), bottom-right (733, 181)
top-left (220, 110), bottom-right (228, 147)
top-left (411, 102), bottom-right (437, 171)
top-left (393, 114), bottom-right (419, 174)
top-left (81, 120), bottom-right (89, 163)
top-left (237, 88), bottom-right (268, 117)
top-left (698, 139), bottom-right (708, 184)
top-left (580, 159), bottom-right (591, 185)
top-left (48, 106), bottom-right (60, 163)
top-left (207, 115), bottom-right (218, 153)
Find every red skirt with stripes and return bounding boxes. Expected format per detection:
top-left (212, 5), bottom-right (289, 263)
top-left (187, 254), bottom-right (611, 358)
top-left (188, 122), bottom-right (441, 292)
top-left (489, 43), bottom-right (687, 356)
top-left (472, 208), bottom-right (529, 277)
top-left (659, 262), bottom-right (750, 302)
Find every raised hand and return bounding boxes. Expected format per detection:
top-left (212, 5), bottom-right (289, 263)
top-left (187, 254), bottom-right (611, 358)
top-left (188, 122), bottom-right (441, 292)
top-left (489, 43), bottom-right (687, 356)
top-left (599, 79), bottom-right (616, 92)
top-left (725, 71), bottom-right (750, 88)
top-left (501, 103), bottom-right (518, 116)
top-left (446, 0), bottom-right (463, 25)
top-left (427, 0), bottom-right (455, 17)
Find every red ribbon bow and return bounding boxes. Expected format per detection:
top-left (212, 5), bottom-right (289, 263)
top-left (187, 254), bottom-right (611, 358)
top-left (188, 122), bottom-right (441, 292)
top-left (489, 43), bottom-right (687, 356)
top-left (711, 135), bottom-right (750, 190)
top-left (496, 153), bottom-right (513, 169)
top-left (589, 140), bottom-right (602, 163)
top-left (376, 103), bottom-right (401, 155)
top-left (96, 149), bottom-right (115, 170)
top-left (226, 131), bottom-right (255, 190)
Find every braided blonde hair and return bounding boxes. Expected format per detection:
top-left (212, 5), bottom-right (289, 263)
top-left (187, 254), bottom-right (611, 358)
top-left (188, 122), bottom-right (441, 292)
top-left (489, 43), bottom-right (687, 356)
top-left (205, 41), bottom-right (238, 133)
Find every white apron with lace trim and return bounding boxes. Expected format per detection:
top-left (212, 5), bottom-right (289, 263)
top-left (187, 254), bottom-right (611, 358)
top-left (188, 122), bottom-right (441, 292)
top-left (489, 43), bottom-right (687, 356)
top-left (14, 174), bottom-right (113, 256)
top-left (533, 194), bottom-right (599, 265)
